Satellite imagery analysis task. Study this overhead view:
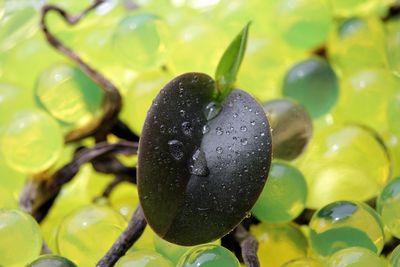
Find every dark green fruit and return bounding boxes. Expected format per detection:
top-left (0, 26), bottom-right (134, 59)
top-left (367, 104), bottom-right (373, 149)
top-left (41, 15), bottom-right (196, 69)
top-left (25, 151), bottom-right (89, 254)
top-left (138, 72), bottom-right (272, 245)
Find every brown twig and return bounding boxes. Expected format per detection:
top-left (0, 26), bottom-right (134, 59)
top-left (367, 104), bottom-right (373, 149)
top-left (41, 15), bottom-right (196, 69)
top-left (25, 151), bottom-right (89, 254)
top-left (234, 225), bottom-right (260, 267)
top-left (97, 205), bottom-right (147, 267)
top-left (40, 0), bottom-right (122, 143)
top-left (19, 141), bottom-right (138, 222)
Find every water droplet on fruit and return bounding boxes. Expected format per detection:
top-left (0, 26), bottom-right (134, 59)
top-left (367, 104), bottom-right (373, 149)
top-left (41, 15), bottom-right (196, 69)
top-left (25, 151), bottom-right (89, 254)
top-left (168, 140), bottom-right (184, 160)
top-left (250, 120), bottom-right (256, 126)
top-left (181, 121), bottom-right (193, 136)
top-left (233, 113), bottom-right (238, 118)
top-left (204, 102), bottom-right (222, 121)
top-left (202, 124), bottom-right (210, 134)
top-left (241, 138), bottom-right (248, 145)
top-left (188, 148), bottom-right (209, 177)
top-left (240, 125), bottom-right (247, 132)
top-left (179, 110), bottom-right (186, 117)
top-left (216, 146), bottom-right (223, 154)
top-left (216, 127), bottom-right (223, 135)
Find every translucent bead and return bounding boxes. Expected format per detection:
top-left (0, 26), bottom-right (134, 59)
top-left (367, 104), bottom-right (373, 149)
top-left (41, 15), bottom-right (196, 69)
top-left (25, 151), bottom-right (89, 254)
top-left (1, 110), bottom-right (63, 174)
top-left (250, 223), bottom-right (308, 267)
top-left (309, 201), bottom-right (385, 257)
top-left (109, 182), bottom-right (140, 220)
top-left (262, 99), bottom-right (312, 160)
top-left (56, 205), bottom-right (126, 266)
top-left (377, 176), bottom-right (400, 238)
top-left (252, 161), bottom-right (307, 223)
top-left (115, 250), bottom-right (173, 267)
top-left (282, 57), bottom-right (339, 118)
top-left (35, 63), bottom-right (104, 127)
top-left (282, 258), bottom-right (323, 267)
top-left (0, 209), bottom-right (42, 267)
top-left (326, 247), bottom-right (387, 267)
top-left (154, 234), bottom-right (191, 265)
top-left (113, 13), bottom-right (169, 71)
top-left (294, 124), bottom-right (390, 208)
top-left (27, 255), bottom-right (77, 267)
top-left (275, 0), bottom-right (332, 49)
top-left (120, 70), bottom-right (172, 135)
top-left (177, 244), bottom-right (240, 267)
top-left (333, 68), bottom-right (399, 132)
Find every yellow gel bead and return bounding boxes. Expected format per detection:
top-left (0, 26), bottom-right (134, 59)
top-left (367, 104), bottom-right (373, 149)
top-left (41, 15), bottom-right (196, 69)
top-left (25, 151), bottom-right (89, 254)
top-left (120, 70), bottom-right (172, 135)
top-left (1, 110), bottom-right (63, 174)
top-left (250, 223), bottom-right (308, 267)
top-left (294, 124), bottom-right (390, 209)
top-left (115, 250), bottom-right (173, 267)
top-left (0, 209), bottom-right (42, 267)
top-left (56, 205), bottom-right (126, 266)
top-left (35, 63), bottom-right (104, 127)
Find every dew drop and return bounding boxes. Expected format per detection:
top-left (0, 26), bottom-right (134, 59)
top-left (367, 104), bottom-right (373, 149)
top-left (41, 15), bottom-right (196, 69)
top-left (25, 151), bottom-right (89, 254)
top-left (240, 126), bottom-right (247, 132)
top-left (204, 101), bottom-right (222, 121)
top-left (216, 127), bottom-right (223, 135)
top-left (250, 120), bottom-right (256, 126)
top-left (189, 148), bottom-right (209, 177)
top-left (160, 124), bottom-right (166, 134)
top-left (240, 138), bottom-right (248, 145)
top-left (233, 113), bottom-right (238, 118)
top-left (179, 110), bottom-right (186, 117)
top-left (260, 132), bottom-right (265, 137)
top-left (202, 125), bottom-right (210, 134)
top-left (168, 140), bottom-right (184, 160)
top-left (216, 146), bottom-right (223, 154)
top-left (181, 121), bottom-right (193, 136)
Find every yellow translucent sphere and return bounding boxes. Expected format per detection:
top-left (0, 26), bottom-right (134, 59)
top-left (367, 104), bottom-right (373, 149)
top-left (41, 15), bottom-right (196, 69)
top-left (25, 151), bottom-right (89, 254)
top-left (56, 205), bottom-right (127, 266)
top-left (294, 124), bottom-right (390, 209)
top-left (0, 209), bottom-right (42, 267)
top-left (1, 110), bottom-right (63, 174)
top-left (250, 223), bottom-right (308, 267)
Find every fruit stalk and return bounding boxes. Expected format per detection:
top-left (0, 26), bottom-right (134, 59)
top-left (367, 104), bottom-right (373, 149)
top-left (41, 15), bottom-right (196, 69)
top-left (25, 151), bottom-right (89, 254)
top-left (40, 0), bottom-right (122, 142)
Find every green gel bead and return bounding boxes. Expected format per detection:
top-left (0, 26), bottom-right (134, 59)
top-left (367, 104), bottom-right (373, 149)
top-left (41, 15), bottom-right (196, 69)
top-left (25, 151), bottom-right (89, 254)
top-left (115, 250), bottom-right (173, 267)
top-left (309, 201), bottom-right (385, 257)
top-left (0, 209), bottom-right (42, 267)
top-left (326, 247), bottom-right (387, 267)
top-left (56, 205), bottom-right (126, 267)
top-left (252, 161), bottom-right (307, 223)
top-left (262, 99), bottom-right (312, 161)
top-left (113, 13), bottom-right (169, 71)
top-left (35, 63), bottom-right (104, 127)
top-left (177, 244), bottom-right (240, 267)
top-left (28, 255), bottom-right (77, 267)
top-left (282, 57), bottom-right (339, 118)
top-left (251, 223), bottom-right (308, 267)
top-left (0, 110), bottom-right (63, 174)
top-left (377, 176), bottom-right (400, 238)
top-left (154, 234), bottom-right (191, 265)
top-left (276, 0), bottom-right (332, 49)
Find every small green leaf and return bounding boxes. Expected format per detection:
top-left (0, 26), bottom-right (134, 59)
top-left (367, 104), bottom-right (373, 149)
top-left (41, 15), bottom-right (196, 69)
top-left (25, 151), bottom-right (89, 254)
top-left (215, 22), bottom-right (250, 102)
